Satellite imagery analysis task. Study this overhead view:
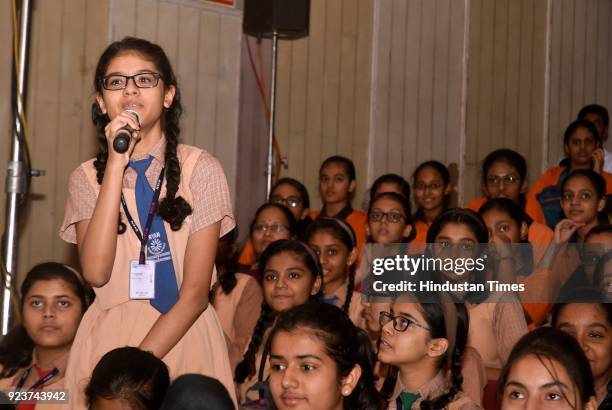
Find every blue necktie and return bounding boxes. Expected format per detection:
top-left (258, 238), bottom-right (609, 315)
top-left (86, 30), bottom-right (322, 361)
top-left (129, 156), bottom-right (179, 313)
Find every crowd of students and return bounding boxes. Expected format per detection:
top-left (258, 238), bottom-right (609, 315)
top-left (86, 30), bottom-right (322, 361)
top-left (0, 36), bottom-right (610, 410)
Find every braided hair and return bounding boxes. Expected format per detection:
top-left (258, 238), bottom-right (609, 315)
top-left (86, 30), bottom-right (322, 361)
top-left (304, 218), bottom-right (357, 315)
top-left (234, 240), bottom-right (323, 383)
top-left (92, 37), bottom-right (191, 233)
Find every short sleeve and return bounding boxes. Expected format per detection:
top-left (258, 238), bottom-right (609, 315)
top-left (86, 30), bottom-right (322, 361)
top-left (189, 152), bottom-right (235, 236)
top-left (59, 165), bottom-right (97, 244)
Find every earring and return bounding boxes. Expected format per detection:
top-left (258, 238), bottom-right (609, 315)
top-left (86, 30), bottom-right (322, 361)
top-left (342, 389), bottom-right (350, 396)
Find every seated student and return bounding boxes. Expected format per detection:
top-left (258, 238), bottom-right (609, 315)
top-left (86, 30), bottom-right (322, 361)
top-left (239, 177), bottom-right (313, 266)
top-left (377, 293), bottom-right (481, 409)
top-left (578, 104), bottom-right (611, 173)
top-left (498, 327), bottom-right (598, 410)
top-left (305, 218), bottom-right (365, 328)
top-left (479, 198), bottom-right (564, 325)
top-left (85, 347), bottom-right (170, 410)
top-left (160, 374), bottom-right (234, 410)
top-left (268, 302), bottom-right (382, 410)
top-left (466, 149), bottom-right (552, 242)
top-left (235, 240), bottom-right (323, 406)
top-left (426, 208), bottom-right (528, 409)
top-left (237, 203), bottom-right (297, 282)
top-left (552, 292), bottom-right (612, 407)
top-left (527, 119), bottom-right (612, 229)
top-left (0, 263), bottom-right (87, 410)
top-left (211, 229), bottom-right (263, 371)
top-left (554, 171), bottom-right (609, 296)
top-left (411, 161), bottom-right (452, 244)
top-left (310, 155), bottom-right (367, 258)
top-left (368, 174), bottom-right (412, 207)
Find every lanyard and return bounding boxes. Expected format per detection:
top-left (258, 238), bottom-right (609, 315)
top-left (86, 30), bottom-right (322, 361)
top-left (120, 167), bottom-right (165, 264)
top-left (15, 366), bottom-right (59, 392)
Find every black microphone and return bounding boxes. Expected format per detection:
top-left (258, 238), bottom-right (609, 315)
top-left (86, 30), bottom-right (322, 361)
top-left (113, 110), bottom-right (141, 153)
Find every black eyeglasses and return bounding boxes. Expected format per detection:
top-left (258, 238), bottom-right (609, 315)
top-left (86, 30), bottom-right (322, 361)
top-left (270, 195), bottom-right (302, 209)
top-left (369, 211), bottom-right (405, 224)
top-left (101, 72), bottom-right (162, 90)
top-left (379, 311), bottom-right (433, 333)
top-left (485, 175), bottom-right (520, 186)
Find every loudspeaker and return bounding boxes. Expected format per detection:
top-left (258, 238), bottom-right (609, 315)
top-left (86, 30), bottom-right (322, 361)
top-left (243, 0), bottom-right (310, 39)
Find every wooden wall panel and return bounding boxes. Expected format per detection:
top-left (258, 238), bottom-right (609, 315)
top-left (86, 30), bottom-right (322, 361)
top-left (0, 1), bottom-right (110, 286)
top-left (370, 0), bottom-right (467, 204)
top-left (110, 0), bottom-right (242, 196)
top-left (548, 0), bottom-right (612, 163)
top-left (273, 0), bottom-right (374, 211)
top-left (465, 0), bottom-right (548, 204)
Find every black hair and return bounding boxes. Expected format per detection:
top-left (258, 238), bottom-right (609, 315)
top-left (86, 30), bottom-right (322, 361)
top-left (0, 263), bottom-right (87, 378)
top-left (561, 169), bottom-right (608, 224)
top-left (479, 198), bottom-right (532, 243)
top-left (320, 155), bottom-right (356, 182)
top-left (563, 119), bottom-right (601, 146)
top-left (369, 174), bottom-right (411, 202)
top-left (426, 208), bottom-right (489, 244)
top-left (551, 288), bottom-right (612, 328)
top-left (593, 250), bottom-right (612, 292)
top-left (578, 104), bottom-right (609, 127)
top-left (85, 347), bottom-right (170, 410)
top-left (92, 37), bottom-right (191, 233)
top-left (481, 149), bottom-right (528, 208)
top-left (497, 327), bottom-right (595, 408)
top-left (209, 228), bottom-right (239, 300)
top-left (379, 296), bottom-right (469, 410)
top-left (304, 218), bottom-right (357, 314)
top-left (160, 374), bottom-right (234, 410)
top-left (368, 192), bottom-right (415, 243)
top-left (561, 169), bottom-right (607, 200)
top-left (250, 203), bottom-right (298, 240)
top-left (234, 239), bottom-right (323, 384)
top-left (271, 177), bottom-right (311, 210)
top-left (412, 161), bottom-right (451, 222)
top-left (268, 302), bottom-right (382, 410)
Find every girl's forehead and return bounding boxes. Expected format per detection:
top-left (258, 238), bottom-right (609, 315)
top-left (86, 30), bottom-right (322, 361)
top-left (105, 52), bottom-right (158, 73)
top-left (416, 166), bottom-right (443, 181)
top-left (257, 207), bottom-right (287, 221)
top-left (26, 278), bottom-right (76, 297)
top-left (437, 222), bottom-right (478, 240)
top-left (321, 162), bottom-right (348, 175)
top-left (564, 176), bottom-right (595, 190)
top-left (272, 183), bottom-right (301, 197)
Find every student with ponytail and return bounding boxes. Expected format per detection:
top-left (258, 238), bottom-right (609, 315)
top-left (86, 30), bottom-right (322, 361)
top-left (378, 293), bottom-right (481, 409)
top-left (305, 218), bottom-right (365, 327)
top-left (268, 302), bottom-right (382, 410)
top-left (60, 37), bottom-right (236, 407)
top-left (235, 239), bottom-right (323, 406)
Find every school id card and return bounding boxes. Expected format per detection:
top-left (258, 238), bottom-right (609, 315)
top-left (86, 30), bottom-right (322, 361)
top-left (129, 260), bottom-right (156, 299)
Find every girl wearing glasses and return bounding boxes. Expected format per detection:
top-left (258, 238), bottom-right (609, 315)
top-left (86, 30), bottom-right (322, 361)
top-left (60, 37), bottom-right (236, 407)
top-left (235, 240), bottom-right (323, 406)
top-left (527, 120), bottom-right (612, 229)
top-left (377, 294), bottom-right (480, 409)
top-left (240, 203), bottom-right (297, 281)
top-left (551, 293), bottom-right (612, 407)
top-left (466, 149), bottom-right (553, 245)
top-left (305, 218), bottom-right (364, 327)
top-left (0, 263), bottom-right (86, 410)
top-left (412, 161), bottom-right (453, 244)
top-left (267, 302), bottom-right (382, 410)
top-left (238, 178), bottom-right (312, 267)
top-left (427, 208), bottom-right (528, 408)
top-left (311, 156), bottom-right (368, 261)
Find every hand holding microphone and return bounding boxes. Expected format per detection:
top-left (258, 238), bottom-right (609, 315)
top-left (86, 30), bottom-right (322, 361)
top-left (113, 110), bottom-right (141, 153)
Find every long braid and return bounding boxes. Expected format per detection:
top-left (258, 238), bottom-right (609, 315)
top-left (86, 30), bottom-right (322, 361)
top-left (419, 344), bottom-right (463, 409)
top-left (234, 303), bottom-right (275, 383)
top-left (91, 102), bottom-right (127, 234)
top-left (341, 265), bottom-right (355, 314)
top-left (157, 109), bottom-right (192, 230)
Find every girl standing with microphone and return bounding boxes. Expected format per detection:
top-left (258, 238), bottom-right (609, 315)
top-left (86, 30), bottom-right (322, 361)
top-left (60, 37), bottom-right (235, 407)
